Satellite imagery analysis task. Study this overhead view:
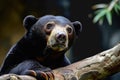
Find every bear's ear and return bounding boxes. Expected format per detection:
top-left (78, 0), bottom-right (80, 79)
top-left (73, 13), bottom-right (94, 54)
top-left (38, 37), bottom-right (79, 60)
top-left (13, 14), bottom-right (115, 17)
top-left (23, 15), bottom-right (38, 30)
top-left (72, 21), bottom-right (82, 36)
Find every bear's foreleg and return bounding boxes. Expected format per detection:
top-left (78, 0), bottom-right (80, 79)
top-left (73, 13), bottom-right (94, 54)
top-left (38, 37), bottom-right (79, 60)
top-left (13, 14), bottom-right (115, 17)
top-left (9, 60), bottom-right (54, 80)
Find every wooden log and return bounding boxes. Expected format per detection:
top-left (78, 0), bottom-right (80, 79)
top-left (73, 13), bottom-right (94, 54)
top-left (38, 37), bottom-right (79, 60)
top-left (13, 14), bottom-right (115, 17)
top-left (1, 43), bottom-right (120, 80)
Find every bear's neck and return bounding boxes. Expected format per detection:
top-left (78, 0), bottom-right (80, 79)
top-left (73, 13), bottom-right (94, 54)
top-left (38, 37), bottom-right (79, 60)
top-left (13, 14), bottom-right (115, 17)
top-left (17, 36), bottom-right (47, 57)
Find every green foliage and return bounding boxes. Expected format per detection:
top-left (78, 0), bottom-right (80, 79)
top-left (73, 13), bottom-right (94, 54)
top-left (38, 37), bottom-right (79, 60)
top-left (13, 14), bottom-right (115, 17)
top-left (93, 8), bottom-right (112, 25)
top-left (93, 0), bottom-right (120, 26)
top-left (114, 3), bottom-right (120, 14)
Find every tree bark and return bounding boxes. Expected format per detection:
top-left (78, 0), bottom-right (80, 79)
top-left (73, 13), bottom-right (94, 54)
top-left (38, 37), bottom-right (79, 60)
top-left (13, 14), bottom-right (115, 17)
top-left (1, 43), bottom-right (120, 80)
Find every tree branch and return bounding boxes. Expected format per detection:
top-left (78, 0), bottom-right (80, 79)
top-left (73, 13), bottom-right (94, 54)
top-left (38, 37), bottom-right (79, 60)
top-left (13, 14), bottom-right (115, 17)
top-left (1, 43), bottom-right (120, 80)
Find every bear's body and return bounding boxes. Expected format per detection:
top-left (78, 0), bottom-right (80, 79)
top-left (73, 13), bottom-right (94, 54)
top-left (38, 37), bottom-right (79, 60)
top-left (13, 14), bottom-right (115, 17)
top-left (0, 15), bottom-right (82, 79)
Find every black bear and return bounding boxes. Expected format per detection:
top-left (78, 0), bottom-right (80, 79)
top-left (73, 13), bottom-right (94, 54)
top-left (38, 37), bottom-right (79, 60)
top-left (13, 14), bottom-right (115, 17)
top-left (0, 15), bottom-right (82, 80)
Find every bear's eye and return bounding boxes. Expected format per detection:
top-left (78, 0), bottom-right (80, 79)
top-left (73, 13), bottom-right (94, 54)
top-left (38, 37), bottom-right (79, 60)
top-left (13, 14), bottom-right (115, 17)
top-left (46, 23), bottom-right (54, 30)
top-left (45, 22), bottom-right (55, 33)
top-left (66, 25), bottom-right (73, 35)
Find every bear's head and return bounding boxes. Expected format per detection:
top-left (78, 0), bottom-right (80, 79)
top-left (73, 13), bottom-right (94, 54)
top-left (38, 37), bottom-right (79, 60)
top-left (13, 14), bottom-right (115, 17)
top-left (23, 15), bottom-right (82, 55)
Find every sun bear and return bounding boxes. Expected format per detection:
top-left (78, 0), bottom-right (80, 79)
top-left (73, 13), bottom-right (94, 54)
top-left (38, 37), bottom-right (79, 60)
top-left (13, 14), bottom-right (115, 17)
top-left (0, 15), bottom-right (82, 80)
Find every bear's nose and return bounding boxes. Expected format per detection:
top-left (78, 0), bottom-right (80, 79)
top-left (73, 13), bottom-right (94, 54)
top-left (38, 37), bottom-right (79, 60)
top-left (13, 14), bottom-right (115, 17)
top-left (56, 33), bottom-right (66, 44)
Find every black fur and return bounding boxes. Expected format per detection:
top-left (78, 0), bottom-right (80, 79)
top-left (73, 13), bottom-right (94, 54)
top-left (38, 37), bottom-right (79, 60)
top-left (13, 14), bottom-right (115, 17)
top-left (0, 15), bottom-right (82, 79)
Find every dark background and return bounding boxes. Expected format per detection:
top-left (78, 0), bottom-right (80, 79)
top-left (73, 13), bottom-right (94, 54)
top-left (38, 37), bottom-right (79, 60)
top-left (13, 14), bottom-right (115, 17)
top-left (0, 0), bottom-right (120, 80)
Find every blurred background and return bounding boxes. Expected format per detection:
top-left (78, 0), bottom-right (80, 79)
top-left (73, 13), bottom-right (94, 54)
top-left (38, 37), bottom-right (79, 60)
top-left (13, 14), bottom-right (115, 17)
top-left (0, 0), bottom-right (120, 80)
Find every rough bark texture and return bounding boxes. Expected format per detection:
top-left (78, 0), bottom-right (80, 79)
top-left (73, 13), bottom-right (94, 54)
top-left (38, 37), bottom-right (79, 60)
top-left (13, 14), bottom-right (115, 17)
top-left (1, 43), bottom-right (120, 80)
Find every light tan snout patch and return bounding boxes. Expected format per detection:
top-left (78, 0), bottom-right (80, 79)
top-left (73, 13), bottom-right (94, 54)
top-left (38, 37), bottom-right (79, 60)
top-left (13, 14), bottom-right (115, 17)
top-left (47, 25), bottom-right (68, 51)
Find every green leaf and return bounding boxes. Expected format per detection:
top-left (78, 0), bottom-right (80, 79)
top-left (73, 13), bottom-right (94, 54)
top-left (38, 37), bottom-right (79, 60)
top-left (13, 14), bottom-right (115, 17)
top-left (114, 4), bottom-right (120, 14)
top-left (116, 4), bottom-right (120, 10)
top-left (114, 6), bottom-right (119, 14)
top-left (106, 11), bottom-right (112, 25)
top-left (94, 9), bottom-right (104, 14)
top-left (93, 9), bottom-right (107, 23)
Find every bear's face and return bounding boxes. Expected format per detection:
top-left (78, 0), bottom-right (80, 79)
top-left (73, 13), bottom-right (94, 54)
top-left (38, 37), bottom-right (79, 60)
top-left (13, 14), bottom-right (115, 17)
top-left (23, 15), bottom-right (82, 53)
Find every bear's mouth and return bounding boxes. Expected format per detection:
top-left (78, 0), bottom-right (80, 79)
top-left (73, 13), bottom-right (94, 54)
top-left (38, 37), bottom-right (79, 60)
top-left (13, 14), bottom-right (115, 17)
top-left (50, 42), bottom-right (67, 51)
top-left (52, 43), bottom-right (65, 48)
